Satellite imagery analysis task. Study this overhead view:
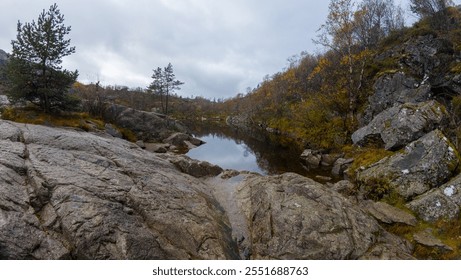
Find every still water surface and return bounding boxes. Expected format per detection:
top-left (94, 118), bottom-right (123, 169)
top-left (185, 123), bottom-right (331, 178)
top-left (187, 134), bottom-right (266, 174)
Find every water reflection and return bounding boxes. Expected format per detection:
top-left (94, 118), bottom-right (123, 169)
top-left (187, 134), bottom-right (266, 174)
top-left (185, 122), bottom-right (333, 179)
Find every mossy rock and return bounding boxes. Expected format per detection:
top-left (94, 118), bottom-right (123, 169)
top-left (353, 101), bottom-right (448, 151)
top-left (357, 130), bottom-right (460, 200)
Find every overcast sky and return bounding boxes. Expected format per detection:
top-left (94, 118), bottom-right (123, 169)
top-left (0, 0), bottom-right (426, 99)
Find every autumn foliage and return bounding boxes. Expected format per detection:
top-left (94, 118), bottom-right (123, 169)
top-left (207, 0), bottom-right (406, 150)
top-left (182, 0), bottom-right (460, 153)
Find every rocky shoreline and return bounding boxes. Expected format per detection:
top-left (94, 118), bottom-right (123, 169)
top-left (0, 119), bottom-right (421, 259)
top-left (4, 114), bottom-right (459, 259)
top-left (2, 31), bottom-right (461, 259)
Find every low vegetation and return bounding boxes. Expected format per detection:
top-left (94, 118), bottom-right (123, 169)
top-left (1, 106), bottom-right (101, 130)
top-left (385, 216), bottom-right (461, 260)
top-left (0, 106), bottom-right (140, 143)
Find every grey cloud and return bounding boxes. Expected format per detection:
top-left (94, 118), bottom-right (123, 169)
top-left (1, 0), bottom-right (335, 98)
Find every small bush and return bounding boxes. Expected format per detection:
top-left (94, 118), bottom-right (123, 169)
top-left (407, 26), bottom-right (439, 38)
top-left (345, 147), bottom-right (394, 177)
top-left (116, 126), bottom-right (137, 142)
top-left (379, 28), bottom-right (409, 49)
top-left (361, 176), bottom-right (392, 201)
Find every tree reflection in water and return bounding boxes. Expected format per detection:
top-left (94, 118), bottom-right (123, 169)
top-left (185, 121), bottom-right (333, 179)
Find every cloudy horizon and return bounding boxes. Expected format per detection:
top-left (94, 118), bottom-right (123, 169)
top-left (1, 0), bottom-right (419, 99)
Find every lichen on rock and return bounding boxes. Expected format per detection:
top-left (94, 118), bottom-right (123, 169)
top-left (357, 130), bottom-right (459, 200)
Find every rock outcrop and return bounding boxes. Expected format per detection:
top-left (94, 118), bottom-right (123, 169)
top-left (233, 173), bottom-right (414, 260)
top-left (413, 229), bottom-right (453, 253)
top-left (407, 173), bottom-right (461, 222)
top-left (101, 104), bottom-right (189, 142)
top-left (364, 35), bottom-right (456, 123)
top-left (352, 101), bottom-right (448, 150)
top-left (163, 132), bottom-right (205, 150)
top-left (0, 120), bottom-right (415, 260)
top-left (399, 35), bottom-right (454, 87)
top-left (0, 120), bottom-right (237, 259)
top-left (357, 130), bottom-right (459, 200)
top-left (365, 72), bottom-right (432, 122)
top-left (361, 200), bottom-right (417, 226)
top-left (344, 33), bottom-right (461, 260)
top-left (169, 155), bottom-right (223, 178)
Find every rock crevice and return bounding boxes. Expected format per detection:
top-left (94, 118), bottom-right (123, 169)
top-left (0, 120), bottom-right (237, 259)
top-left (0, 120), bottom-right (415, 259)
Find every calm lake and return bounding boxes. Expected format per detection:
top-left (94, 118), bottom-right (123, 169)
top-left (185, 122), bottom-right (332, 178)
top-left (187, 133), bottom-right (266, 174)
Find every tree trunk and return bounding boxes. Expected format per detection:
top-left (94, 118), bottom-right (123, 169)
top-left (42, 60), bottom-right (50, 113)
top-left (347, 44), bottom-right (356, 132)
top-left (160, 92), bottom-right (165, 114)
top-left (165, 87), bottom-right (169, 115)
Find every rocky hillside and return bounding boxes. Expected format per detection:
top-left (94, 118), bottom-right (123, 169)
top-left (2, 34), bottom-right (461, 257)
top-left (351, 32), bottom-right (461, 198)
top-left (2, 31), bottom-right (461, 259)
top-left (0, 120), bottom-right (417, 259)
top-left (2, 7), bottom-right (461, 260)
top-left (341, 30), bottom-right (461, 259)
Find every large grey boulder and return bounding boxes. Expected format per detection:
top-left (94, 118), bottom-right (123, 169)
top-left (300, 149), bottom-right (322, 168)
top-left (400, 35), bottom-right (453, 80)
top-left (352, 101), bottom-right (448, 150)
top-left (365, 72), bottom-right (432, 122)
top-left (102, 104), bottom-right (188, 142)
top-left (234, 173), bottom-right (414, 259)
top-left (407, 173), bottom-right (461, 222)
top-left (364, 35), bottom-right (456, 122)
top-left (357, 130), bottom-right (459, 200)
top-left (163, 132), bottom-right (205, 150)
top-left (169, 155), bottom-right (223, 178)
top-left (0, 120), bottom-right (237, 259)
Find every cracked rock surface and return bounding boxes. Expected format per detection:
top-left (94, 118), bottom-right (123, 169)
top-left (233, 173), bottom-right (414, 260)
top-left (357, 130), bottom-right (459, 200)
top-left (0, 120), bottom-right (236, 259)
top-left (0, 120), bottom-right (413, 259)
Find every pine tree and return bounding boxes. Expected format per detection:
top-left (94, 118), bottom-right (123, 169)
top-left (163, 63), bottom-right (184, 116)
top-left (6, 3), bottom-right (79, 113)
top-left (148, 67), bottom-right (165, 113)
top-left (148, 63), bottom-right (183, 115)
